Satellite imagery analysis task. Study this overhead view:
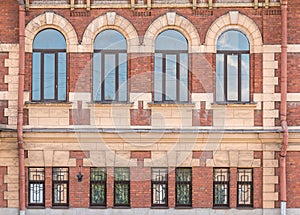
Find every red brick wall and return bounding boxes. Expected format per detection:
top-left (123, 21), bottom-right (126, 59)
top-left (0, 0), bottom-right (19, 44)
top-left (130, 167), bottom-right (151, 207)
top-left (192, 167), bottom-right (213, 208)
top-left (191, 54), bottom-right (214, 93)
top-left (0, 167), bottom-right (7, 208)
top-left (286, 152), bottom-right (300, 208)
top-left (69, 53), bottom-right (92, 92)
top-left (129, 54), bottom-right (152, 93)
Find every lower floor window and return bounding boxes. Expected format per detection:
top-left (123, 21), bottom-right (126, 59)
top-left (175, 168), bottom-right (192, 207)
top-left (151, 168), bottom-right (168, 207)
top-left (52, 167), bottom-right (69, 206)
top-left (213, 168), bottom-right (230, 207)
top-left (114, 167), bottom-right (130, 206)
top-left (28, 168), bottom-right (45, 206)
top-left (237, 168), bottom-right (253, 207)
top-left (90, 167), bottom-right (106, 206)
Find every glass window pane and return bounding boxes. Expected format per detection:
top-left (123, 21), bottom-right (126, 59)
top-left (32, 52), bottom-right (41, 100)
top-left (227, 54), bottom-right (238, 101)
top-left (216, 54), bottom-right (224, 102)
top-left (214, 184), bottom-right (228, 205)
top-left (30, 183), bottom-right (44, 204)
top-left (53, 183), bottom-right (68, 204)
top-left (180, 53), bottom-right (188, 102)
top-left (154, 53), bottom-right (163, 102)
top-left (58, 53), bottom-right (66, 101)
top-left (115, 183), bottom-right (129, 204)
top-left (44, 54), bottom-right (55, 100)
top-left (155, 30), bottom-right (188, 51)
top-left (91, 167), bottom-right (106, 181)
top-left (176, 184), bottom-right (191, 205)
top-left (94, 30), bottom-right (127, 50)
top-left (217, 30), bottom-right (249, 51)
top-left (93, 53), bottom-right (102, 101)
top-left (104, 54), bottom-right (116, 100)
top-left (153, 184), bottom-right (167, 205)
top-left (165, 54), bottom-right (177, 101)
top-left (91, 183), bottom-right (106, 204)
top-left (118, 53), bottom-right (127, 101)
top-left (114, 168), bottom-right (129, 181)
top-left (33, 29), bottom-right (66, 49)
top-left (241, 54), bottom-right (250, 102)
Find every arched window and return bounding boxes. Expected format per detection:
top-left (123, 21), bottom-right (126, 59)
top-left (216, 30), bottom-right (250, 103)
top-left (154, 30), bottom-right (189, 102)
top-left (32, 29), bottom-right (67, 101)
top-left (93, 30), bottom-right (127, 102)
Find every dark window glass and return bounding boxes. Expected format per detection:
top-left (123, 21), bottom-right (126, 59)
top-left (237, 169), bottom-right (253, 207)
top-left (93, 30), bottom-right (127, 102)
top-left (154, 30), bottom-right (189, 102)
top-left (151, 168), bottom-right (168, 207)
top-left (213, 168), bottom-right (230, 207)
top-left (52, 168), bottom-right (69, 206)
top-left (90, 167), bottom-right (106, 206)
top-left (175, 168), bottom-right (192, 207)
top-left (216, 30), bottom-right (250, 103)
top-left (32, 29), bottom-right (66, 101)
top-left (114, 167), bottom-right (130, 206)
top-left (28, 168), bottom-right (45, 206)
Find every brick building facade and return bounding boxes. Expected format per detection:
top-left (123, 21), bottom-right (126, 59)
top-left (0, 0), bottom-right (299, 214)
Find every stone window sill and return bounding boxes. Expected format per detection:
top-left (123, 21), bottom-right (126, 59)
top-left (25, 101), bottom-right (72, 108)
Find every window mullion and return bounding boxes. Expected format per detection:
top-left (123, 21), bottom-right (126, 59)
top-left (162, 54), bottom-right (166, 102)
top-left (101, 53), bottom-right (105, 101)
top-left (41, 53), bottom-right (44, 101)
top-left (176, 54), bottom-right (180, 102)
top-left (224, 54), bottom-right (228, 102)
top-left (238, 53), bottom-right (242, 102)
top-left (115, 53), bottom-right (119, 101)
top-left (55, 53), bottom-right (58, 101)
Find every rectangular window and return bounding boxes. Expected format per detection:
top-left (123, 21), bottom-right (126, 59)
top-left (90, 167), bottom-right (106, 207)
top-left (213, 168), bottom-right (230, 207)
top-left (93, 51), bottom-right (128, 102)
top-left (32, 51), bottom-right (66, 101)
top-left (237, 169), bottom-right (253, 207)
top-left (175, 168), bottom-right (192, 207)
top-left (151, 168), bottom-right (168, 207)
top-left (52, 168), bottom-right (69, 206)
top-left (154, 52), bottom-right (189, 103)
top-left (28, 168), bottom-right (45, 206)
top-left (114, 167), bottom-right (130, 206)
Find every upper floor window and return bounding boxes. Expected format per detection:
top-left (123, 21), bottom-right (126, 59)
top-left (32, 29), bottom-right (67, 101)
top-left (93, 30), bottom-right (128, 102)
top-left (28, 168), bottom-right (45, 206)
top-left (154, 30), bottom-right (189, 103)
top-left (175, 167), bottom-right (192, 207)
top-left (216, 30), bottom-right (250, 103)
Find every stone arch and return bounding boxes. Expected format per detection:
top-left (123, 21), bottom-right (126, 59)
top-left (205, 11), bottom-right (263, 53)
top-left (81, 12), bottom-right (139, 53)
top-left (25, 12), bottom-right (78, 52)
top-left (143, 12), bottom-right (201, 53)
